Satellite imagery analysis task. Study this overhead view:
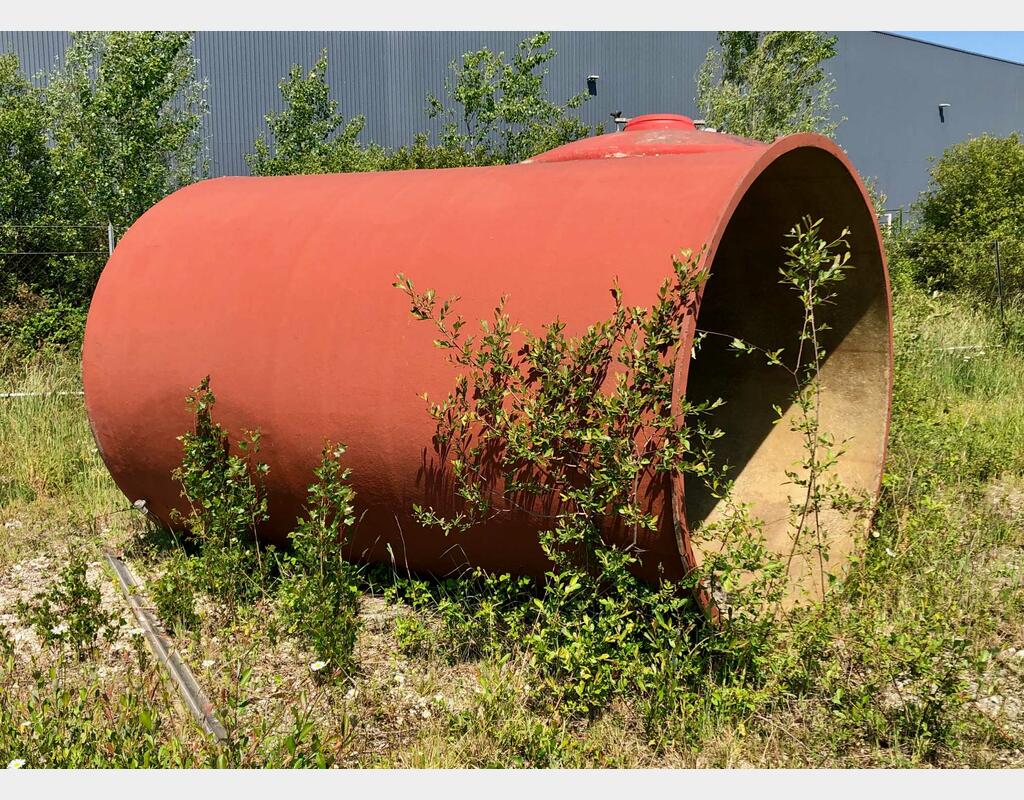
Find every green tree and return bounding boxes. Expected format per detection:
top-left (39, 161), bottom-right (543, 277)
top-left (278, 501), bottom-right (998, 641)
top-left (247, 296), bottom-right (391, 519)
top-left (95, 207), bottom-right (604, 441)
top-left (246, 50), bottom-right (383, 176)
top-left (0, 53), bottom-right (53, 229)
top-left (1, 52), bottom-right (55, 310)
top-left (45, 31), bottom-right (207, 232)
top-left (248, 33), bottom-right (599, 176)
top-left (427, 32), bottom-right (597, 165)
top-left (696, 31), bottom-right (840, 142)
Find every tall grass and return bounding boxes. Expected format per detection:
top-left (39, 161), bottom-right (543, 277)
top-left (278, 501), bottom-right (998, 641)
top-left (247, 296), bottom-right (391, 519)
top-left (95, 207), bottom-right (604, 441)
top-left (2, 282), bottom-right (1024, 767)
top-left (0, 349), bottom-right (128, 566)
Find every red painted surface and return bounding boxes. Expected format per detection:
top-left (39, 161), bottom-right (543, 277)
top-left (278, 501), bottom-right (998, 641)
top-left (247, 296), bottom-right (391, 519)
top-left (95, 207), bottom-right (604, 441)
top-left (82, 122), bottom-right (892, 585)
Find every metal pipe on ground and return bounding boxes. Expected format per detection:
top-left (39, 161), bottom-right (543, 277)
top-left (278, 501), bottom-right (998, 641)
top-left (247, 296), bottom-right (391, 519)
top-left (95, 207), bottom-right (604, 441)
top-left (104, 549), bottom-right (227, 743)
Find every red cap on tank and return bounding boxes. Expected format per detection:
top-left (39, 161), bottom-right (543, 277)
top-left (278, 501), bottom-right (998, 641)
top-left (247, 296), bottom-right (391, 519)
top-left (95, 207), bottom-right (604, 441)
top-left (524, 112), bottom-right (759, 164)
top-left (623, 113), bottom-right (698, 132)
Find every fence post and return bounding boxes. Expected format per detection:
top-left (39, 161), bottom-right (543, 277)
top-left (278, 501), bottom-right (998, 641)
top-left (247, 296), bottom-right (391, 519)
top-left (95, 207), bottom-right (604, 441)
top-left (994, 240), bottom-right (1007, 341)
top-left (107, 221), bottom-right (115, 256)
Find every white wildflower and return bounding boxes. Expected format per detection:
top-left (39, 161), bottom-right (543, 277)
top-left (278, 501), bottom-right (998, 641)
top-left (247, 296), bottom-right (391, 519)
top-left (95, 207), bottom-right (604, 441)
top-left (885, 547), bottom-right (896, 557)
top-left (309, 659), bottom-right (329, 673)
top-left (421, 708), bottom-right (431, 719)
top-left (7, 759), bottom-right (25, 769)
top-left (128, 627), bottom-right (144, 638)
top-left (202, 659), bottom-right (215, 668)
top-left (50, 623), bottom-right (68, 636)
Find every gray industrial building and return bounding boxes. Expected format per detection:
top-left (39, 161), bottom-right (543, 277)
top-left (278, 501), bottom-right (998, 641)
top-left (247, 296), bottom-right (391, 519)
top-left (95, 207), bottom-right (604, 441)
top-left (3, 30), bottom-right (1023, 209)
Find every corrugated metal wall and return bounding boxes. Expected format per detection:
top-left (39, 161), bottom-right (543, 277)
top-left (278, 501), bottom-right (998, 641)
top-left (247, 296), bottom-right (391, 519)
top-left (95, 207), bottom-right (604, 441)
top-left (187, 31), bottom-right (719, 177)
top-left (2, 30), bottom-right (1022, 207)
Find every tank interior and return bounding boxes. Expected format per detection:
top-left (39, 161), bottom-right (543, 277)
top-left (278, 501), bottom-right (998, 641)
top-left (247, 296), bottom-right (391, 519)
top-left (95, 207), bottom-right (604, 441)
top-left (681, 147), bottom-right (892, 604)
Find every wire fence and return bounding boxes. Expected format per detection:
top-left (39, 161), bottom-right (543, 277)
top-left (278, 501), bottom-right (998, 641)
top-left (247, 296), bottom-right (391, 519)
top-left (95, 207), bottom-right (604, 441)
top-left (880, 227), bottom-right (1024, 340)
top-left (1, 223), bottom-right (114, 308)
top-left (1, 216), bottom-right (1021, 341)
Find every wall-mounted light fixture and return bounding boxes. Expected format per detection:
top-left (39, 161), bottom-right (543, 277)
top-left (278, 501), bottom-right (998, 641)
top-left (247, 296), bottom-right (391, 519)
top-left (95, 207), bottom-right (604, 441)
top-left (586, 75), bottom-right (599, 96)
top-left (938, 102), bottom-right (951, 123)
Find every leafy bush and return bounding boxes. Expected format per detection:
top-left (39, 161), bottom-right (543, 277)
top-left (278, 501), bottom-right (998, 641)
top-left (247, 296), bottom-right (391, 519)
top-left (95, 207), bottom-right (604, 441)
top-left (905, 133), bottom-right (1024, 295)
top-left (2, 32), bottom-right (208, 353)
top-left (148, 550), bottom-right (200, 634)
top-left (391, 218), bottom-right (867, 730)
top-left (0, 53), bottom-right (52, 230)
top-left (0, 662), bottom-right (185, 768)
top-left (276, 444), bottom-right (362, 680)
top-left (395, 248), bottom-right (776, 718)
top-left (171, 376), bottom-right (276, 610)
top-left (425, 31), bottom-right (599, 165)
top-left (15, 547), bottom-right (121, 659)
top-left (0, 290), bottom-right (88, 356)
top-left (247, 32), bottom-right (600, 176)
top-left (45, 31), bottom-right (207, 234)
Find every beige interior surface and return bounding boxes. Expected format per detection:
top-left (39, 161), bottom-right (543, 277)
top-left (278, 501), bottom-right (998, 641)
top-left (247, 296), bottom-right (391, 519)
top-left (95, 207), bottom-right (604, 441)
top-left (682, 147), bottom-right (892, 607)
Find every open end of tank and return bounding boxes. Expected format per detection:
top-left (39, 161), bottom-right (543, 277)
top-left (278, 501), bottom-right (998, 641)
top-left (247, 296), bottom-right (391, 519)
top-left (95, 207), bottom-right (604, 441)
top-left (680, 145), bottom-right (892, 605)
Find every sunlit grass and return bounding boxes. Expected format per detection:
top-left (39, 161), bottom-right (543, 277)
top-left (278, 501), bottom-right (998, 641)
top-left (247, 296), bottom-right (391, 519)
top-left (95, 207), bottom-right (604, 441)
top-left (0, 349), bottom-right (131, 568)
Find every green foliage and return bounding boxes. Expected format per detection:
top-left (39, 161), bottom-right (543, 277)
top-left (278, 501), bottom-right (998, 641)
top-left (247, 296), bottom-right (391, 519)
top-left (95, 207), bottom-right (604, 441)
top-left (246, 50), bottom-right (384, 176)
top-left (426, 32), bottom-right (599, 165)
top-left (148, 550), bottom-right (200, 633)
top-left (917, 133), bottom-right (1024, 243)
top-left (395, 248), bottom-right (787, 718)
top-left (276, 444), bottom-right (362, 679)
top-left (697, 31), bottom-right (840, 141)
top-left (247, 32), bottom-right (599, 175)
top-left (381, 570), bottom-right (535, 663)
top-left (172, 376), bottom-right (275, 609)
top-left (15, 547), bottom-right (121, 659)
top-left (0, 291), bottom-right (88, 357)
top-left (777, 218), bottom-right (861, 595)
top-left (45, 31), bottom-right (207, 233)
top-left (163, 382), bottom-right (364, 677)
top-left (0, 53), bottom-right (52, 227)
top-left (2, 32), bottom-right (207, 353)
top-left (903, 133), bottom-right (1024, 295)
top-left (0, 659), bottom-right (191, 768)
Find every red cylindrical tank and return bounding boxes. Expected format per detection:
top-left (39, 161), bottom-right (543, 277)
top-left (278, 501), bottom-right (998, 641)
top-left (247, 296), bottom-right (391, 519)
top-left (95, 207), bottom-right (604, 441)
top-left (83, 116), bottom-right (893, 601)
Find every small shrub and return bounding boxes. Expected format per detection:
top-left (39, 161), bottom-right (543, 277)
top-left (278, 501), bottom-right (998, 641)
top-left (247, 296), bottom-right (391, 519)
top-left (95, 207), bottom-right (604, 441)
top-left (172, 376), bottom-right (276, 610)
top-left (148, 550), bottom-right (200, 634)
top-left (393, 217), bottom-right (863, 727)
top-left (16, 547), bottom-right (121, 659)
top-left (276, 444), bottom-right (362, 680)
top-left (697, 31), bottom-right (840, 141)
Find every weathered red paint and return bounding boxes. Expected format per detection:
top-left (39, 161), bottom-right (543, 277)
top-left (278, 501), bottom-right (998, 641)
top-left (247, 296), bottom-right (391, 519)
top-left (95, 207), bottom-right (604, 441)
top-left (82, 117), bottom-right (893, 597)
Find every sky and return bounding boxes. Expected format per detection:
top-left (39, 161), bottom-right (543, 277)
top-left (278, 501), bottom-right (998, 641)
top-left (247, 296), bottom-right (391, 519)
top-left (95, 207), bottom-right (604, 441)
top-left (893, 31), bottom-right (1024, 64)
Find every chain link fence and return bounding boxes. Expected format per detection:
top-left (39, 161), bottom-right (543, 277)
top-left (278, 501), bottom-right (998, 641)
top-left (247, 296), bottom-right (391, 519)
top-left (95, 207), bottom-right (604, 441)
top-left (878, 212), bottom-right (1024, 341)
top-left (1, 223), bottom-right (113, 305)
top-left (1, 222), bottom-right (115, 354)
